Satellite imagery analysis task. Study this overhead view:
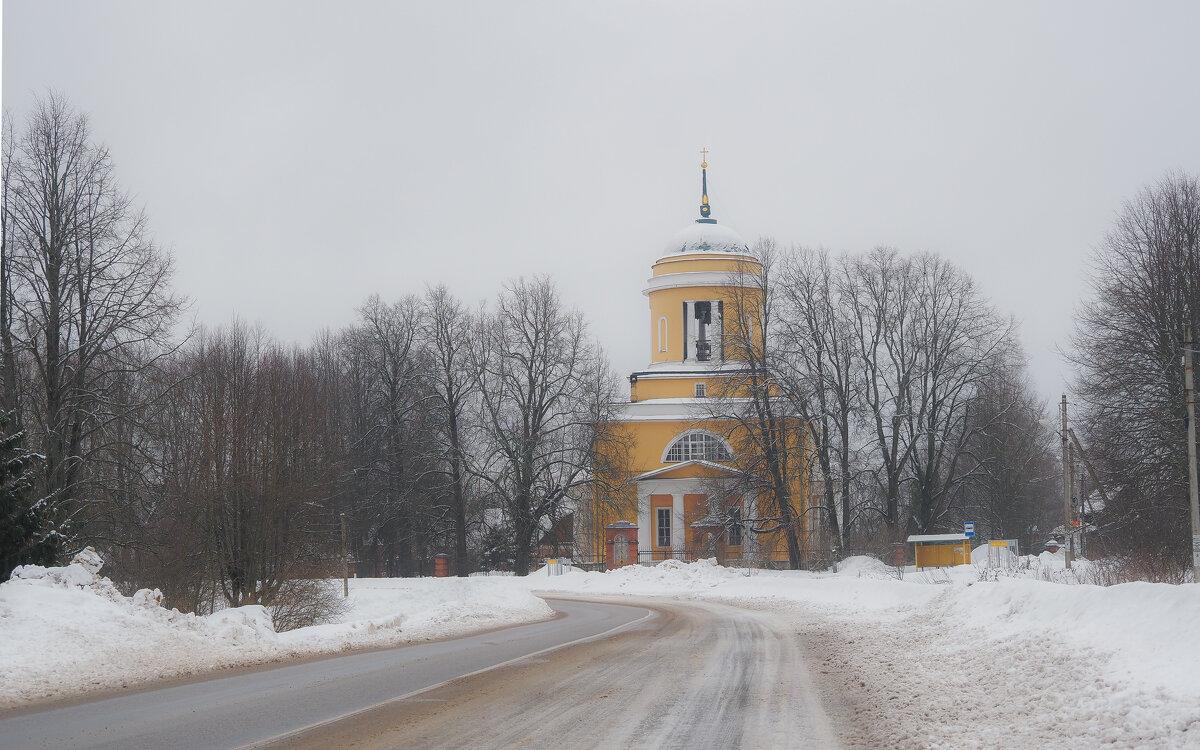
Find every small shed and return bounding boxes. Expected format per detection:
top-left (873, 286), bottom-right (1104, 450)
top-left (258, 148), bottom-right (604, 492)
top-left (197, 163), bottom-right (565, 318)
top-left (907, 533), bottom-right (972, 569)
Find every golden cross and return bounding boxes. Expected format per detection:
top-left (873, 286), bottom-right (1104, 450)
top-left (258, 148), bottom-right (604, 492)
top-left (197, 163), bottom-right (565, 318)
top-left (700, 147), bottom-right (709, 167)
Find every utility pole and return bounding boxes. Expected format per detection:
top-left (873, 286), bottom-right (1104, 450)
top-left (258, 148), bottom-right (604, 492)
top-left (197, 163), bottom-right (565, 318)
top-left (1068, 437), bottom-right (1078, 561)
top-left (340, 512), bottom-right (349, 598)
top-left (1061, 394), bottom-right (1072, 569)
top-left (1185, 327), bottom-right (1200, 582)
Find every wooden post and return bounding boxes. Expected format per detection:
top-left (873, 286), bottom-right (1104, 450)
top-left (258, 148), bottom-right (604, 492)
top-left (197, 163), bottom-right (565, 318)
top-left (340, 512), bottom-right (348, 598)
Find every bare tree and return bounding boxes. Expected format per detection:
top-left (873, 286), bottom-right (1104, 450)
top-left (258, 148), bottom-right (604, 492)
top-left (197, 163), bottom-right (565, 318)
top-left (776, 246), bottom-right (860, 552)
top-left (2, 93), bottom-right (182, 558)
top-left (712, 242), bottom-right (807, 569)
top-left (961, 355), bottom-right (1059, 551)
top-left (1, 114), bottom-right (21, 417)
top-left (341, 294), bottom-right (435, 576)
top-left (157, 324), bottom-right (342, 616)
top-left (472, 276), bottom-right (618, 574)
top-left (422, 285), bottom-right (478, 576)
top-left (843, 247), bottom-right (921, 538)
top-left (901, 253), bottom-right (1016, 534)
top-left (1068, 171), bottom-right (1200, 563)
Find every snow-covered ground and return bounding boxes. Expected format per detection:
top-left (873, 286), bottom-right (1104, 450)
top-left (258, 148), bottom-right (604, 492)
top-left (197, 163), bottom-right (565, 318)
top-left (0, 549), bottom-right (552, 708)
top-left (3, 550), bottom-right (1199, 747)
top-left (512, 555), bottom-right (1200, 749)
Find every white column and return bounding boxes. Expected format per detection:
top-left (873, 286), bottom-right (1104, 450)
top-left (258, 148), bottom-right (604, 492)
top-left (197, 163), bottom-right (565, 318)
top-left (672, 492), bottom-right (686, 554)
top-left (637, 488), bottom-right (651, 555)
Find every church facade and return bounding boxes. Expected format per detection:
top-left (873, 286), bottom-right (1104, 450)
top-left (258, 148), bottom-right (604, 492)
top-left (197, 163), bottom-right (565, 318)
top-left (585, 159), bottom-right (812, 569)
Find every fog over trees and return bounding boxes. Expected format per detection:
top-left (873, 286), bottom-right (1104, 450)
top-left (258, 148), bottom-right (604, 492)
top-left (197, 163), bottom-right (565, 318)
top-left (2, 94), bottom-right (1194, 616)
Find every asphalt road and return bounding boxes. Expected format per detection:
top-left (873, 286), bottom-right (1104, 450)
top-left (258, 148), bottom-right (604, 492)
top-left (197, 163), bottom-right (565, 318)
top-left (264, 597), bottom-right (840, 749)
top-left (0, 598), bottom-right (650, 750)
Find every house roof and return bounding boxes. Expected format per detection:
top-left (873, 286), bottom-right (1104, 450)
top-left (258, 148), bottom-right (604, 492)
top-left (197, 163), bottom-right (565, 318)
top-left (906, 534), bottom-right (971, 543)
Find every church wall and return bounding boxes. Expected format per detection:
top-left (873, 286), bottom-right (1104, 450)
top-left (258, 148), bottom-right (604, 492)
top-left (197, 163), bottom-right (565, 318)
top-left (630, 377), bottom-right (723, 401)
top-left (650, 254), bottom-right (758, 277)
top-left (683, 493), bottom-right (706, 530)
top-left (576, 165), bottom-right (818, 568)
top-left (647, 285), bottom-right (728, 364)
top-left (646, 284), bottom-right (763, 365)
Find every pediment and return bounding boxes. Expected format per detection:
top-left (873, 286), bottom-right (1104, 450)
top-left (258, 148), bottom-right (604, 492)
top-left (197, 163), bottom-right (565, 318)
top-left (633, 459), bottom-right (746, 481)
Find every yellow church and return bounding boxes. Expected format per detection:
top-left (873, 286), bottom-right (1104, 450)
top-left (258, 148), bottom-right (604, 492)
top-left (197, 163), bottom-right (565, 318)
top-left (586, 157), bottom-right (813, 570)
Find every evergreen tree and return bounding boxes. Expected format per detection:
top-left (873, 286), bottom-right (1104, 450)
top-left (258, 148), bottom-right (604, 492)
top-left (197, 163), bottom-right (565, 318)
top-left (0, 411), bottom-right (54, 580)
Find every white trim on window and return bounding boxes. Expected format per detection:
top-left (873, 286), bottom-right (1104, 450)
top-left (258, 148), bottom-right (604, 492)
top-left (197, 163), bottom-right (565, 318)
top-left (656, 507), bottom-right (672, 547)
top-left (657, 316), bottom-right (668, 353)
top-left (661, 430), bottom-right (734, 463)
top-left (694, 382), bottom-right (707, 398)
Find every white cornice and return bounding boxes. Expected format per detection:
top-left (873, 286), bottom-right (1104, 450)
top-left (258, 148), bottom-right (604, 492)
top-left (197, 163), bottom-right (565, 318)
top-left (642, 271), bottom-right (756, 296)
top-left (630, 366), bottom-right (754, 380)
top-left (614, 398), bottom-right (756, 422)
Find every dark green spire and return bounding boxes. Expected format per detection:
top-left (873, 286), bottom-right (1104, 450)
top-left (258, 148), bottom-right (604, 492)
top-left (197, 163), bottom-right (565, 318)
top-left (700, 147), bottom-right (712, 220)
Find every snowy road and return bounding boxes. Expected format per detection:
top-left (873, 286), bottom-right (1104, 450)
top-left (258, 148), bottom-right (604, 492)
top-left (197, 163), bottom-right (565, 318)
top-left (0, 596), bottom-right (838, 749)
top-left (0, 598), bottom-right (647, 750)
top-left (263, 596), bottom-right (839, 749)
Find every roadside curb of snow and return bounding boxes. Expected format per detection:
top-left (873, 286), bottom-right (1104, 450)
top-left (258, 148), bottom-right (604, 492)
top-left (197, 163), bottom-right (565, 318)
top-left (0, 552), bottom-right (554, 709)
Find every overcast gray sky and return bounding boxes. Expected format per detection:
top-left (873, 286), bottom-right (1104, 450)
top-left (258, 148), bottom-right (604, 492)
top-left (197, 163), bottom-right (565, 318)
top-left (4, 1), bottom-right (1199, 401)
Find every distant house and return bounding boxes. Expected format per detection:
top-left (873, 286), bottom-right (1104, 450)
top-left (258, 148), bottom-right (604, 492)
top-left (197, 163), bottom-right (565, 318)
top-left (537, 513), bottom-right (575, 561)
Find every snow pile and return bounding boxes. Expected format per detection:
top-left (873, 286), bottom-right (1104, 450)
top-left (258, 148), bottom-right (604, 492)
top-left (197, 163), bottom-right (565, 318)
top-left (0, 550), bottom-right (552, 708)
top-left (512, 558), bottom-right (1200, 748)
top-left (527, 557), bottom-right (733, 596)
top-left (275, 576), bottom-right (555, 651)
top-left (528, 556), bottom-right (943, 616)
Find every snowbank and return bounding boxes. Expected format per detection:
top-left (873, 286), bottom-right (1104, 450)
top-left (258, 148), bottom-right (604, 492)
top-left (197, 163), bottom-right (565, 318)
top-left (0, 550), bottom-right (553, 708)
top-left (6, 550), bottom-right (1200, 745)
top-left (509, 557), bottom-right (1200, 747)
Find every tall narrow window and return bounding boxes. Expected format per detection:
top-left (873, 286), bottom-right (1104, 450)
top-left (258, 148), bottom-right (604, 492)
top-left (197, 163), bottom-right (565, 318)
top-left (727, 506), bottom-right (743, 547)
top-left (657, 316), bottom-right (668, 353)
top-left (656, 507), bottom-right (672, 547)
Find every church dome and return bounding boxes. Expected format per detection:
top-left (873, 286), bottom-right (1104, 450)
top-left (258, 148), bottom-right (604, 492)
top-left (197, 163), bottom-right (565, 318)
top-left (664, 220), bottom-right (749, 256)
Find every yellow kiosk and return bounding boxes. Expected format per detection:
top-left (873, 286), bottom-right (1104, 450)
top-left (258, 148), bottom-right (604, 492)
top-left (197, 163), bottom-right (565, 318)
top-left (907, 533), bottom-right (972, 569)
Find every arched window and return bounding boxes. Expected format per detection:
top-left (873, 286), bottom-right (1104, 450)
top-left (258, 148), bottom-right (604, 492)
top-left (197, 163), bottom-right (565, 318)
top-left (663, 431), bottom-right (733, 463)
top-left (657, 316), bottom-right (668, 353)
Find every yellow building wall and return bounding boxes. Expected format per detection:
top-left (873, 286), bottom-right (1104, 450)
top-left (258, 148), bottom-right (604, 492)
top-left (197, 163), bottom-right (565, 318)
top-left (651, 253), bottom-right (759, 277)
top-left (647, 285), bottom-right (730, 364)
top-left (590, 416), bottom-right (810, 566)
top-left (647, 292), bottom-right (763, 365)
top-left (631, 377), bottom-right (720, 401)
top-left (587, 249), bottom-right (811, 566)
top-left (645, 253), bottom-right (762, 366)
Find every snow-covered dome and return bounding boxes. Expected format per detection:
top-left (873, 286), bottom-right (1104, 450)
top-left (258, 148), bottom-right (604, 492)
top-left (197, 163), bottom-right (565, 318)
top-left (664, 220), bottom-right (750, 256)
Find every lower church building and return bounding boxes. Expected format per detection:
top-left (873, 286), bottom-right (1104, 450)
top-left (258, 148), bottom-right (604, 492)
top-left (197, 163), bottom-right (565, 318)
top-left (583, 158), bottom-right (814, 569)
